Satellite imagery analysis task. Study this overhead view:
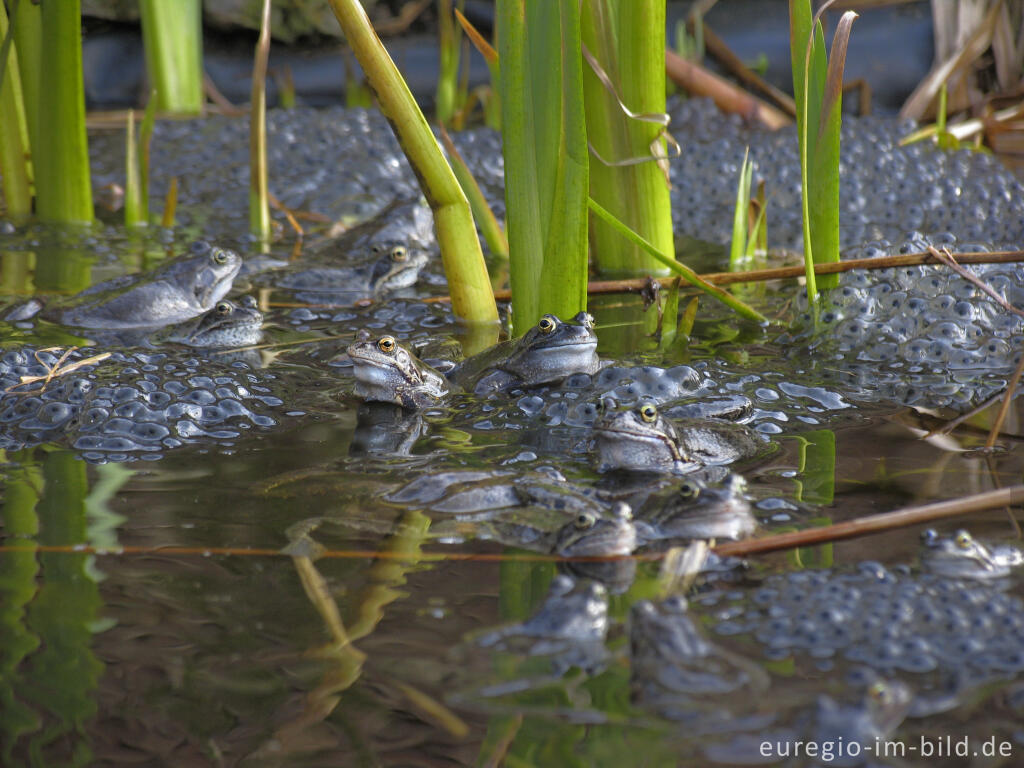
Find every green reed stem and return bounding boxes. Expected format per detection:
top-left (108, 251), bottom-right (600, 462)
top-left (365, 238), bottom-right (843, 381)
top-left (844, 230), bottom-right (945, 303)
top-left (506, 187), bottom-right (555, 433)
top-left (124, 111), bottom-right (143, 227)
top-left (588, 197), bottom-right (767, 323)
top-left (499, 0), bottom-right (589, 333)
top-left (327, 0), bottom-right (498, 326)
top-left (35, 0), bottom-right (92, 224)
top-left (440, 126), bottom-right (509, 260)
top-left (137, 90), bottom-right (157, 222)
top-left (10, 0), bottom-right (38, 152)
top-left (250, 0), bottom-right (272, 242)
top-left (0, 0), bottom-right (31, 222)
top-left (436, 0), bottom-right (459, 125)
top-left (139, 0), bottom-right (203, 114)
top-left (581, 0), bottom-right (674, 277)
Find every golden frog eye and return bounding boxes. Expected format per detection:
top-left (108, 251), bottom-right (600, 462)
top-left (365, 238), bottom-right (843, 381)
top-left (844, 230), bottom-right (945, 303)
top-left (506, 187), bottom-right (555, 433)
top-left (538, 315), bottom-right (557, 334)
top-left (390, 246), bottom-right (408, 263)
top-left (215, 301), bottom-right (232, 315)
top-left (867, 681), bottom-right (889, 702)
top-left (377, 336), bottom-right (397, 353)
top-left (212, 248), bottom-right (233, 265)
top-left (955, 530), bottom-right (973, 549)
top-left (575, 513), bottom-right (595, 530)
top-left (678, 481), bottom-right (699, 500)
top-left (639, 403), bottom-right (658, 423)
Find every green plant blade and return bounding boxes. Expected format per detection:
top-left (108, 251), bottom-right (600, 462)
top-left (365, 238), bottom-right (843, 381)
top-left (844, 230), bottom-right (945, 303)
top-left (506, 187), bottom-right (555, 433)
top-left (587, 197), bottom-right (766, 324)
top-left (137, 89), bottom-right (158, 224)
top-left (0, 0), bottom-right (32, 222)
top-left (499, 0), bottom-right (589, 333)
top-left (139, 0), bottom-right (203, 114)
top-left (250, 0), bottom-right (272, 241)
top-left (440, 126), bottom-right (509, 260)
top-left (327, 0), bottom-right (497, 326)
top-left (581, 0), bottom-right (674, 277)
top-left (809, 9), bottom-right (857, 291)
top-left (35, 0), bottom-right (92, 224)
top-left (728, 148), bottom-right (753, 270)
top-left (124, 111), bottom-right (143, 227)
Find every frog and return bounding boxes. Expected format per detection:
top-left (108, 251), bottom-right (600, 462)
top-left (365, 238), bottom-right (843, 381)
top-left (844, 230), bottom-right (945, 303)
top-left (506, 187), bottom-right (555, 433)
top-left (449, 312), bottom-right (602, 395)
top-left (474, 574), bottom-right (610, 676)
top-left (593, 400), bottom-right (770, 475)
top-left (48, 245), bottom-right (242, 330)
top-left (153, 296), bottom-right (263, 348)
top-left (345, 331), bottom-right (452, 408)
top-left (277, 243), bottom-right (429, 299)
top-left (638, 474), bottom-right (756, 544)
top-left (919, 528), bottom-right (1023, 580)
top-left (553, 502), bottom-right (637, 557)
top-left (630, 596), bottom-right (760, 698)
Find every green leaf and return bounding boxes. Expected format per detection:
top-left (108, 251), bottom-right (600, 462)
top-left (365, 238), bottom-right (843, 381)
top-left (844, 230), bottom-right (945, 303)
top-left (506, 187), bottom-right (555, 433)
top-left (499, 0), bottom-right (589, 333)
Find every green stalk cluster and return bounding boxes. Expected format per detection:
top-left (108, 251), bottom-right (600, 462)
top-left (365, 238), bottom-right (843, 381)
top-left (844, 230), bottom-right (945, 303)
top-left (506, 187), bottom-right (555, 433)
top-left (790, 0), bottom-right (858, 301)
top-left (581, 0), bottom-right (674, 278)
top-left (498, 0), bottom-right (589, 333)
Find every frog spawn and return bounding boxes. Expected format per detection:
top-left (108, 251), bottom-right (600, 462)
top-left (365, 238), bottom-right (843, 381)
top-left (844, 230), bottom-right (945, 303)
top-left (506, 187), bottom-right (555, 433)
top-left (0, 347), bottom-right (282, 461)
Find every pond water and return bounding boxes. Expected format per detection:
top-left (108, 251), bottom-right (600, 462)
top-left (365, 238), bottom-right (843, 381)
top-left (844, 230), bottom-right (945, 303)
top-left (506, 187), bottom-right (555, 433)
top-left (2, 100), bottom-right (1024, 766)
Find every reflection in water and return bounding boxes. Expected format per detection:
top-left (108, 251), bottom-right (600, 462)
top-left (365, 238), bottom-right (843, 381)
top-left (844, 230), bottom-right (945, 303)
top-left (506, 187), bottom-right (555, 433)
top-left (2, 451), bottom-right (104, 766)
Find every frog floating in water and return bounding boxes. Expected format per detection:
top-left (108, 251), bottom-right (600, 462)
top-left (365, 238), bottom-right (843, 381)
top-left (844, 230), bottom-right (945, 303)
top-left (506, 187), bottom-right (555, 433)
top-left (593, 401), bottom-right (769, 474)
top-left (449, 312), bottom-right (602, 395)
top-left (154, 296), bottom-right (263, 348)
top-left (346, 331), bottom-right (451, 408)
top-left (48, 245), bottom-right (242, 330)
top-left (278, 243), bottom-right (429, 299)
top-left (638, 475), bottom-right (756, 543)
top-left (919, 528), bottom-right (1023, 580)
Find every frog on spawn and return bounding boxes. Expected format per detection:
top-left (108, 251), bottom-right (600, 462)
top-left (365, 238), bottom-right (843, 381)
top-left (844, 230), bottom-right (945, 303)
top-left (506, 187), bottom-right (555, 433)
top-left (346, 331), bottom-right (452, 408)
top-left (919, 528), bottom-right (1023, 580)
top-left (593, 400), bottom-right (769, 474)
top-left (154, 296), bottom-right (263, 348)
top-left (639, 475), bottom-right (756, 543)
top-left (47, 245), bottom-right (242, 330)
top-left (449, 312), bottom-right (602, 395)
top-left (553, 503), bottom-right (637, 557)
top-left (278, 243), bottom-right (429, 299)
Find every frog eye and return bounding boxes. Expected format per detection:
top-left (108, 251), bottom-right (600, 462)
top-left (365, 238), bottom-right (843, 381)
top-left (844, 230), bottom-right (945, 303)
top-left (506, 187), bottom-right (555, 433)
top-left (538, 315), bottom-right (557, 334)
top-left (955, 530), bottom-right (973, 549)
top-left (390, 246), bottom-right (408, 263)
top-left (867, 681), bottom-right (891, 704)
top-left (377, 336), bottom-right (397, 353)
top-left (215, 301), bottom-right (233, 315)
top-left (639, 403), bottom-right (658, 423)
top-left (575, 512), bottom-right (595, 530)
top-left (212, 248), bottom-right (230, 265)
top-left (678, 481), bottom-right (699, 500)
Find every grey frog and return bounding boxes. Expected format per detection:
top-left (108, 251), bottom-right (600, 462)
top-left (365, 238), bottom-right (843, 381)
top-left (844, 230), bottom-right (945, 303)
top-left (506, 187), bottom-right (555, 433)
top-left (346, 331), bottom-right (452, 408)
top-left (52, 245), bottom-right (241, 330)
top-left (450, 312), bottom-right (602, 394)
top-left (593, 401), bottom-right (768, 474)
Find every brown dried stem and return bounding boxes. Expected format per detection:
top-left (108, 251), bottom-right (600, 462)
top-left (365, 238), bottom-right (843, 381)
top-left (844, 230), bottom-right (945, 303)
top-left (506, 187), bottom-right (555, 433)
top-left (714, 485), bottom-right (1024, 558)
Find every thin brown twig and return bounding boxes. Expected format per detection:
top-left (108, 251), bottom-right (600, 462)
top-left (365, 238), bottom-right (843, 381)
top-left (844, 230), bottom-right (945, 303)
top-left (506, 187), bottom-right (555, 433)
top-left (985, 347), bottom-right (1024, 450)
top-left (268, 191), bottom-right (305, 238)
top-left (418, 249), bottom-right (1024, 304)
top-left (928, 246), bottom-right (1024, 319)
top-left (715, 485), bottom-right (1024, 558)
